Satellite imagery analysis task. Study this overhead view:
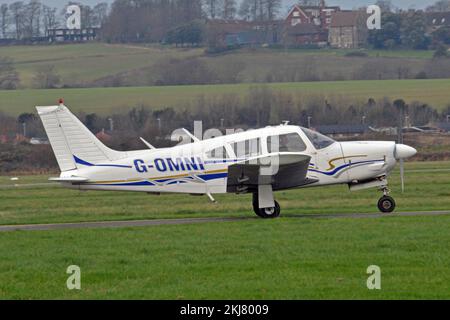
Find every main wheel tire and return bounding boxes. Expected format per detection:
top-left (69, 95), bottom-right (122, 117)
top-left (377, 196), bottom-right (396, 213)
top-left (253, 200), bottom-right (281, 219)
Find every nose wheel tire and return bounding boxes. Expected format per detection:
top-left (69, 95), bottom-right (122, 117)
top-left (253, 201), bottom-right (281, 219)
top-left (378, 196), bottom-right (396, 213)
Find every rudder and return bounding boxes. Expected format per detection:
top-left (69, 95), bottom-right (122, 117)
top-left (36, 104), bottom-right (125, 172)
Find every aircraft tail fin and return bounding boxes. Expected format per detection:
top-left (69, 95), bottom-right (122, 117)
top-left (36, 104), bottom-right (125, 172)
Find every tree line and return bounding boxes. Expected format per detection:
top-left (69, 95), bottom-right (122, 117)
top-left (101, 0), bottom-right (450, 48)
top-left (367, 9), bottom-right (450, 50)
top-left (2, 89), bottom-right (449, 172)
top-left (3, 87), bottom-right (449, 142)
top-left (0, 0), bottom-right (108, 39)
top-left (426, 0), bottom-right (450, 12)
top-left (0, 0), bottom-right (449, 50)
top-left (0, 0), bottom-right (283, 42)
top-left (100, 0), bottom-right (282, 44)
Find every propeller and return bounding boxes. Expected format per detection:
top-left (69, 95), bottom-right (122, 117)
top-left (394, 144), bottom-right (417, 193)
top-left (399, 159), bottom-right (405, 193)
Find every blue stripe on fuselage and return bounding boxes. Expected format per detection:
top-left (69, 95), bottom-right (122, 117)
top-left (308, 159), bottom-right (385, 176)
top-left (74, 155), bottom-right (132, 169)
top-left (197, 173), bottom-right (228, 181)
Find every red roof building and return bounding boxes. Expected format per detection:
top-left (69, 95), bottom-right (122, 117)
top-left (285, 2), bottom-right (340, 30)
top-left (283, 1), bottom-right (340, 46)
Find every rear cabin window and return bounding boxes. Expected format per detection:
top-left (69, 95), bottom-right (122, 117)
top-left (206, 146), bottom-right (229, 159)
top-left (231, 138), bottom-right (261, 158)
top-left (267, 133), bottom-right (306, 153)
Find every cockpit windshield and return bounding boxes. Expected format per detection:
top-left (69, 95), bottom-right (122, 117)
top-left (301, 128), bottom-right (336, 150)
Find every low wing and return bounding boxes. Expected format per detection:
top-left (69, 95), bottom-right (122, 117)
top-left (227, 153), bottom-right (317, 193)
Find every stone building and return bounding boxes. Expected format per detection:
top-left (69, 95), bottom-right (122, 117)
top-left (328, 11), bottom-right (368, 49)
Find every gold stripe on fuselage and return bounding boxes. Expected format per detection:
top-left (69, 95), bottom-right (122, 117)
top-left (85, 168), bottom-right (229, 185)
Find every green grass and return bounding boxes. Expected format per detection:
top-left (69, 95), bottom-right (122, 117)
top-left (0, 214), bottom-right (449, 299)
top-left (1, 79), bottom-right (449, 116)
top-left (0, 43), bottom-right (441, 89)
top-left (0, 161), bottom-right (449, 299)
top-left (0, 161), bottom-right (449, 226)
top-left (1, 43), bottom-right (201, 87)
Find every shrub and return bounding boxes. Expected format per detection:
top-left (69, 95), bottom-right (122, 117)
top-left (344, 51), bottom-right (368, 57)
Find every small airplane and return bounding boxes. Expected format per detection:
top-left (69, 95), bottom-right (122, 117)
top-left (36, 103), bottom-right (417, 218)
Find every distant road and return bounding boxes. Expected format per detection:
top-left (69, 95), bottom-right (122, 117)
top-left (1, 211), bottom-right (450, 232)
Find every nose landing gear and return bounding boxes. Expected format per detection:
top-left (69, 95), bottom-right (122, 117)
top-left (378, 196), bottom-right (396, 213)
top-left (377, 186), bottom-right (396, 213)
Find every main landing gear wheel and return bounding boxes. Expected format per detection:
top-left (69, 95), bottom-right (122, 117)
top-left (377, 196), bottom-right (396, 213)
top-left (252, 195), bottom-right (281, 219)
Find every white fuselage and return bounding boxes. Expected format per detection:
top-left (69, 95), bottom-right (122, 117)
top-left (60, 125), bottom-right (399, 194)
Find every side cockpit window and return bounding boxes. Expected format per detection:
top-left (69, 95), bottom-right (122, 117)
top-left (267, 133), bottom-right (306, 153)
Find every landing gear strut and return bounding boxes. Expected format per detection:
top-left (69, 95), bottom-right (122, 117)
top-left (252, 193), bottom-right (281, 219)
top-left (377, 186), bottom-right (396, 213)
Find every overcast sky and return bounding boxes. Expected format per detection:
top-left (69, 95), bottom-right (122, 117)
top-left (0, 0), bottom-right (438, 11)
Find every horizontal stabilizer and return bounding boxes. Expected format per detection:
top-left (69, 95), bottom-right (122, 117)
top-left (140, 137), bottom-right (156, 149)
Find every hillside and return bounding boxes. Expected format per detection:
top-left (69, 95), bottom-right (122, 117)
top-left (0, 79), bottom-right (449, 116)
top-left (0, 43), bottom-right (202, 88)
top-left (0, 43), bottom-right (446, 89)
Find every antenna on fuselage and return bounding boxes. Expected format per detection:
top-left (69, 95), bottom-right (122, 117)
top-left (140, 137), bottom-right (156, 149)
top-left (182, 128), bottom-right (201, 142)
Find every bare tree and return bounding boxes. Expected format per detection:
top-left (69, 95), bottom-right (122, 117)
top-left (42, 5), bottom-right (58, 34)
top-left (265, 0), bottom-right (281, 21)
top-left (258, 0), bottom-right (264, 21)
top-left (221, 0), bottom-right (236, 19)
top-left (239, 0), bottom-right (261, 21)
top-left (81, 5), bottom-right (94, 28)
top-left (298, 0), bottom-right (320, 5)
top-left (426, 0), bottom-right (450, 12)
top-left (102, 0), bottom-right (204, 43)
top-left (0, 4), bottom-right (9, 38)
top-left (9, 1), bottom-right (25, 39)
top-left (204, 0), bottom-right (220, 19)
top-left (238, 0), bottom-right (250, 19)
top-left (238, 0), bottom-right (279, 21)
top-left (0, 57), bottom-right (20, 89)
top-left (24, 0), bottom-right (42, 38)
top-left (93, 2), bottom-right (109, 27)
top-left (375, 0), bottom-right (393, 12)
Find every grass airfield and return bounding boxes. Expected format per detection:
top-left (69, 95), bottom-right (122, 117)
top-left (0, 161), bottom-right (449, 299)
